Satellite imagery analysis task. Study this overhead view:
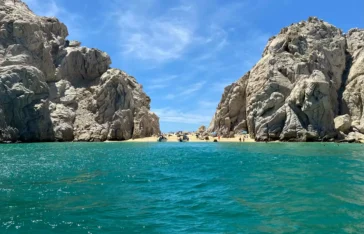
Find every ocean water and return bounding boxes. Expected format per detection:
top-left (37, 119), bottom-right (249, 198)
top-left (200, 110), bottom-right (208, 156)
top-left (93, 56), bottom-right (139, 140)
top-left (1, 142), bottom-right (364, 233)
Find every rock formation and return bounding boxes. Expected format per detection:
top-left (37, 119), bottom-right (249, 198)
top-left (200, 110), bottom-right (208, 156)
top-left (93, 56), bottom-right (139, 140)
top-left (209, 17), bottom-right (364, 142)
top-left (197, 125), bottom-right (206, 133)
top-left (334, 114), bottom-right (351, 133)
top-left (0, 0), bottom-right (160, 142)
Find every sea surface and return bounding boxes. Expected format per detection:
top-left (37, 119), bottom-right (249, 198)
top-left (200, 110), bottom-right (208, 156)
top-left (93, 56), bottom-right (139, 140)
top-left (1, 142), bottom-right (364, 233)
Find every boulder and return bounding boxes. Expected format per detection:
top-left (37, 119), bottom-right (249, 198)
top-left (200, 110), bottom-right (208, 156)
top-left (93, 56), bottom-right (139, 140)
top-left (346, 132), bottom-right (364, 142)
top-left (334, 114), bottom-right (352, 133)
top-left (351, 120), bottom-right (364, 134)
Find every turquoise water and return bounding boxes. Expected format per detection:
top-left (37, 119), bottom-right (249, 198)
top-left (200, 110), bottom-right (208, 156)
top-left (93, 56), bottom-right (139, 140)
top-left (1, 143), bottom-right (364, 233)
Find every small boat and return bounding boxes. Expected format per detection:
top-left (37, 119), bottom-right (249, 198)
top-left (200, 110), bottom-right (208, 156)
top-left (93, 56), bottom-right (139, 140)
top-left (157, 136), bottom-right (167, 142)
top-left (179, 135), bottom-right (189, 142)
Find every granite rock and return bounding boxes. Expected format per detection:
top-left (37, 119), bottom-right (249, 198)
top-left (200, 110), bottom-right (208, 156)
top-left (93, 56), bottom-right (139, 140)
top-left (0, 0), bottom-right (160, 142)
top-left (209, 17), bottom-right (363, 142)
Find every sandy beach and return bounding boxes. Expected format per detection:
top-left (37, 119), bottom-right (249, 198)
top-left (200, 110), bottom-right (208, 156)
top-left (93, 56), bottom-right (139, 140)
top-left (125, 134), bottom-right (255, 143)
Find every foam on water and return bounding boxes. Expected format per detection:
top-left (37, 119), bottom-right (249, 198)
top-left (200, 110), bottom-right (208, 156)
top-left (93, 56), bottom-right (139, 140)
top-left (1, 142), bottom-right (364, 233)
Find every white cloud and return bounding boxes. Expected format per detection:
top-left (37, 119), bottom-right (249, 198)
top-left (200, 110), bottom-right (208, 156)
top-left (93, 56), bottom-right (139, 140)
top-left (146, 75), bottom-right (179, 91)
top-left (115, 3), bottom-right (196, 63)
top-left (192, 25), bottom-right (229, 62)
top-left (150, 75), bottom-right (178, 84)
top-left (180, 81), bottom-right (206, 96)
top-left (147, 84), bottom-right (170, 90)
top-left (104, 0), bottom-right (270, 69)
top-left (154, 108), bottom-right (211, 124)
top-left (162, 81), bottom-right (206, 100)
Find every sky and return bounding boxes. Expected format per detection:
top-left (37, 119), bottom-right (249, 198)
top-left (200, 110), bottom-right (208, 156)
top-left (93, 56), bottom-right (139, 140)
top-left (23, 0), bottom-right (364, 132)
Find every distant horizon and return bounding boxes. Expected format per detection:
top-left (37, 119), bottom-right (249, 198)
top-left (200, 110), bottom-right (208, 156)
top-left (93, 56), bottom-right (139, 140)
top-left (24, 0), bottom-right (364, 132)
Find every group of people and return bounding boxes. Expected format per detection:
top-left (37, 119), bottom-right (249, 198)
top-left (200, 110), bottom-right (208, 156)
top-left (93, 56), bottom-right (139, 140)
top-left (191, 133), bottom-right (251, 142)
top-left (239, 135), bottom-right (249, 142)
top-left (211, 134), bottom-right (250, 142)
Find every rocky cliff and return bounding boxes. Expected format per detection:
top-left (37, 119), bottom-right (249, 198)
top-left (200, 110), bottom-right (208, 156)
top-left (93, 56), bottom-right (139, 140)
top-left (0, 0), bottom-right (160, 142)
top-left (209, 17), bottom-right (364, 142)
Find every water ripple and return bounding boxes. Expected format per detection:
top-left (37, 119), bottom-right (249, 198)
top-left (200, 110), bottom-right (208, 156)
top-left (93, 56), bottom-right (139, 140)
top-left (1, 142), bottom-right (364, 233)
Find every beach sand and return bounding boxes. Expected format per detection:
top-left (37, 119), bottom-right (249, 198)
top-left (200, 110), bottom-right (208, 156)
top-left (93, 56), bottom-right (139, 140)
top-left (125, 134), bottom-right (255, 143)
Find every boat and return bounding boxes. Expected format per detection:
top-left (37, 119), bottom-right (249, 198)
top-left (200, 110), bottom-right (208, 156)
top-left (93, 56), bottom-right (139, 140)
top-left (157, 136), bottom-right (167, 142)
top-left (179, 135), bottom-right (189, 142)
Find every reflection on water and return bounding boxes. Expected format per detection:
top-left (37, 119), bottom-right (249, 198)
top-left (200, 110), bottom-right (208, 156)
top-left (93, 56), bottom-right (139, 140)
top-left (0, 142), bottom-right (364, 233)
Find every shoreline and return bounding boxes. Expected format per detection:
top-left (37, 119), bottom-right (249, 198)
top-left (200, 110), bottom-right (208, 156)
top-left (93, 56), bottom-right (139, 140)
top-left (1, 135), bottom-right (362, 144)
top-left (125, 134), bottom-right (255, 143)
top-left (123, 135), bottom-right (364, 144)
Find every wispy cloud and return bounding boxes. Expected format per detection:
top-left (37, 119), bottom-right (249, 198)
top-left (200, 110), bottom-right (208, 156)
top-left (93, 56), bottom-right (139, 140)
top-left (109, 0), bottom-right (265, 65)
top-left (191, 25), bottom-right (229, 62)
top-left (163, 81), bottom-right (206, 100)
top-left (180, 81), bottom-right (206, 96)
top-left (146, 75), bottom-right (179, 91)
top-left (165, 94), bottom-right (176, 100)
top-left (147, 84), bottom-right (169, 90)
top-left (154, 108), bottom-right (211, 124)
top-left (151, 75), bottom-right (178, 84)
top-left (114, 2), bottom-right (197, 63)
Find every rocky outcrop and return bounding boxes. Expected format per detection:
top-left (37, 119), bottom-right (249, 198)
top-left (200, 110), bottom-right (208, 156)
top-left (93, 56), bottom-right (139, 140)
top-left (0, 0), bottom-right (160, 142)
top-left (347, 132), bottom-right (364, 141)
top-left (209, 17), bottom-right (364, 141)
top-left (342, 29), bottom-right (364, 132)
top-left (197, 125), bottom-right (206, 133)
top-left (334, 114), bottom-right (351, 133)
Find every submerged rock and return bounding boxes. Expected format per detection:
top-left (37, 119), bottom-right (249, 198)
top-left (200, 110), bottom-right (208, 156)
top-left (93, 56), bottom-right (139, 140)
top-left (0, 0), bottom-right (160, 142)
top-left (209, 17), bottom-right (363, 142)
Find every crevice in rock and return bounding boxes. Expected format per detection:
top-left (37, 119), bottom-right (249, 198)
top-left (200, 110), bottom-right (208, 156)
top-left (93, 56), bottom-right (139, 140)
top-left (338, 49), bottom-right (353, 115)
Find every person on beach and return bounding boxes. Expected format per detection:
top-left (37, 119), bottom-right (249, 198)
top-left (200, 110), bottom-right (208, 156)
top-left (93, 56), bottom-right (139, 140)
top-left (239, 137), bottom-right (241, 142)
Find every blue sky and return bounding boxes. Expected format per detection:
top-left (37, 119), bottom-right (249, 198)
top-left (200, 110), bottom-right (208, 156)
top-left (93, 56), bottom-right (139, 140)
top-left (24, 0), bottom-right (364, 132)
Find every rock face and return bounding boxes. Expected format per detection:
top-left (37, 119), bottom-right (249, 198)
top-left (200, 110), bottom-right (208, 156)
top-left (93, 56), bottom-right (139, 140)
top-left (0, 0), bottom-right (160, 142)
top-left (209, 17), bottom-right (364, 141)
